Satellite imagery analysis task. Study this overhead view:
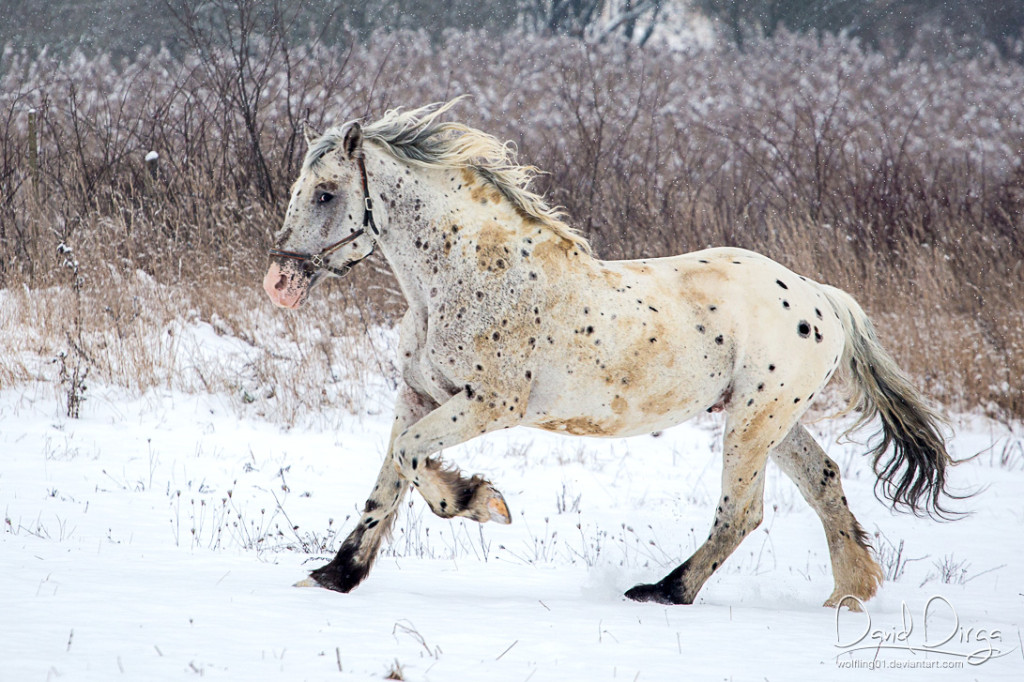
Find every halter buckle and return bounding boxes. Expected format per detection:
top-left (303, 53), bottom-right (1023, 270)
top-left (310, 253), bottom-right (326, 269)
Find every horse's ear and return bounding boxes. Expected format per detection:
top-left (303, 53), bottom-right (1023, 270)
top-left (302, 122), bottom-right (320, 148)
top-left (343, 122), bottom-right (363, 159)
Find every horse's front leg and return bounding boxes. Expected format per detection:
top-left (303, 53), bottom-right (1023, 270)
top-left (390, 388), bottom-right (514, 525)
top-left (301, 385), bottom-right (435, 593)
top-left (303, 386), bottom-right (514, 592)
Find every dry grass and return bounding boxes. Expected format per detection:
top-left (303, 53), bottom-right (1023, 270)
top-left (0, 271), bottom-right (399, 427)
top-left (1, 29), bottom-right (1021, 422)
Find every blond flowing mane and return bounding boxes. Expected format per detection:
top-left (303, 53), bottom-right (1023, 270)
top-left (308, 98), bottom-right (592, 255)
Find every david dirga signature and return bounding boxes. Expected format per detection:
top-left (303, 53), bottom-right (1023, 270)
top-left (834, 595), bottom-right (1021, 666)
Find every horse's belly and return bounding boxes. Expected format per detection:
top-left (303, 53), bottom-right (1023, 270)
top-left (529, 408), bottom-right (705, 438)
top-left (524, 375), bottom-right (724, 438)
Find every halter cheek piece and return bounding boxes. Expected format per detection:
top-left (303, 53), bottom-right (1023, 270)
top-left (267, 156), bottom-right (380, 277)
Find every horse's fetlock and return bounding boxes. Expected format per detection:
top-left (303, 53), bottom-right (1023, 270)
top-left (430, 499), bottom-right (456, 519)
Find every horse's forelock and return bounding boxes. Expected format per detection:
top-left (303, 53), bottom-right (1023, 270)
top-left (302, 121), bottom-right (363, 173)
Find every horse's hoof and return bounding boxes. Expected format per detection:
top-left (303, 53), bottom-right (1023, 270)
top-left (302, 547), bottom-right (371, 593)
top-left (824, 593), bottom-right (866, 611)
top-left (485, 487), bottom-right (512, 524)
top-left (624, 582), bottom-right (676, 604)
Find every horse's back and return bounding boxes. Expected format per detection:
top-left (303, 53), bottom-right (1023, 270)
top-left (523, 246), bottom-right (847, 437)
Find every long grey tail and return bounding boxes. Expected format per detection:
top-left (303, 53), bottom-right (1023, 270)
top-left (817, 284), bottom-right (964, 520)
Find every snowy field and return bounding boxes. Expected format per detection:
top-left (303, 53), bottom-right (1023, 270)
top-left (2, 322), bottom-right (1023, 681)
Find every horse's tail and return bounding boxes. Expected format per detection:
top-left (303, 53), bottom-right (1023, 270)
top-left (816, 284), bottom-right (963, 520)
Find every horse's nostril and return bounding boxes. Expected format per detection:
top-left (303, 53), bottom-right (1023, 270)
top-left (274, 274), bottom-right (288, 291)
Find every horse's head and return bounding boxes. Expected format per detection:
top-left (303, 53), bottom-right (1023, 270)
top-left (263, 122), bottom-right (377, 308)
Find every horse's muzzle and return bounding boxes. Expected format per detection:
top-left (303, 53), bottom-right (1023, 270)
top-left (263, 261), bottom-right (312, 309)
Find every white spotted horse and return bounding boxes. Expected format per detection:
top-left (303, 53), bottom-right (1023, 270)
top-left (263, 100), bottom-right (960, 608)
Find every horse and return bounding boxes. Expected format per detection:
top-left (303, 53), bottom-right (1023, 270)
top-left (262, 100), bottom-right (959, 607)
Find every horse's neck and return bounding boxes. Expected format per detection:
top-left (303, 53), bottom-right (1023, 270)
top-left (368, 156), bottom-right (444, 310)
top-left (371, 154), bottom-right (581, 313)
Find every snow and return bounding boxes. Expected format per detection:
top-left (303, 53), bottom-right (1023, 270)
top-left (2, 380), bottom-right (1023, 680)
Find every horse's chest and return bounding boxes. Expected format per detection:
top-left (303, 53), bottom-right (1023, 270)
top-left (401, 347), bottom-right (461, 405)
top-left (426, 286), bottom-right (539, 363)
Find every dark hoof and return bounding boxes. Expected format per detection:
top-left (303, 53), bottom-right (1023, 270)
top-left (299, 540), bottom-right (372, 593)
top-left (625, 582), bottom-right (676, 604)
top-left (625, 578), bottom-right (695, 605)
top-left (304, 561), bottom-right (368, 593)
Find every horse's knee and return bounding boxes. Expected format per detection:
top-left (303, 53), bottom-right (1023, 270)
top-left (720, 475), bottom-right (766, 525)
top-left (744, 501), bottom-right (764, 532)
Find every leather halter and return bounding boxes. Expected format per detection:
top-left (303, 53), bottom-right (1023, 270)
top-left (268, 156), bottom-right (380, 278)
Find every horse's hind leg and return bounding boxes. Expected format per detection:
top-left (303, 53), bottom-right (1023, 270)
top-left (770, 425), bottom-right (883, 608)
top-left (626, 413), bottom-right (774, 605)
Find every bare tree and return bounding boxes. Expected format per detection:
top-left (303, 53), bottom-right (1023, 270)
top-left (521, 0), bottom-right (664, 45)
top-left (164, 0), bottom-right (310, 202)
top-left (696, 1), bottom-right (1024, 58)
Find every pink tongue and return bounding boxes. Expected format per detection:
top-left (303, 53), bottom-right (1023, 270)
top-left (263, 262), bottom-right (307, 308)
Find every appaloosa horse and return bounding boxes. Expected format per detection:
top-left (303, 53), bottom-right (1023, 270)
top-left (263, 100), bottom-right (958, 607)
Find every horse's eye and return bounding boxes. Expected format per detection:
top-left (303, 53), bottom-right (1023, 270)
top-left (317, 191), bottom-right (334, 204)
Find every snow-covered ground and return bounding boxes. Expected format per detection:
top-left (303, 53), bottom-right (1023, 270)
top-left (3, 365), bottom-right (1023, 680)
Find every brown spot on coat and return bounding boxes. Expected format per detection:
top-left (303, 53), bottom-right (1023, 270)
top-left (476, 222), bottom-right (513, 272)
top-left (600, 267), bottom-right (623, 287)
top-left (470, 180), bottom-right (503, 204)
top-left (623, 263), bottom-right (652, 275)
top-left (532, 237), bottom-right (574, 267)
top-left (538, 417), bottom-right (611, 436)
top-left (639, 389), bottom-right (685, 416)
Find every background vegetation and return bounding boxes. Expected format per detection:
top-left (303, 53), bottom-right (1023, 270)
top-left (1, 0), bottom-right (1021, 423)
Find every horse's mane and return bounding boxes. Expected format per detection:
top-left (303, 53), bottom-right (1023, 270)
top-left (307, 98), bottom-right (592, 255)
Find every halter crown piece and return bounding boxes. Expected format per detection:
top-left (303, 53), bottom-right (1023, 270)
top-left (268, 156), bottom-right (379, 277)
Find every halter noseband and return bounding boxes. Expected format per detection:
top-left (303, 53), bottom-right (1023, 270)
top-left (268, 156), bottom-right (380, 277)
